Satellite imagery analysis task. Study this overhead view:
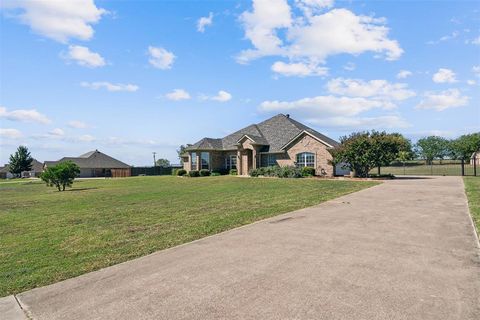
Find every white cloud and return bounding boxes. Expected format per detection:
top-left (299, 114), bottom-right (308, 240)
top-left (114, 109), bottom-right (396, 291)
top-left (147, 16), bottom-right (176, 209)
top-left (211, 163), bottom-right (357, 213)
top-left (467, 80), bottom-right (476, 86)
top-left (295, 0), bottom-right (335, 14)
top-left (2, 0), bottom-right (107, 43)
top-left (260, 95), bottom-right (391, 117)
top-left (237, 2), bottom-right (402, 76)
top-left (237, 0), bottom-right (292, 63)
top-left (343, 62), bottom-right (355, 71)
top-left (427, 31), bottom-right (459, 45)
top-left (197, 12), bottom-right (213, 33)
top-left (416, 89), bottom-right (469, 111)
top-left (271, 61), bottom-right (328, 77)
top-left (148, 46), bottom-right (175, 69)
top-left (396, 70), bottom-right (412, 79)
top-left (473, 66), bottom-right (480, 77)
top-left (77, 134), bottom-right (95, 142)
top-left (80, 81), bottom-right (139, 92)
top-left (432, 68), bottom-right (457, 83)
top-left (308, 115), bottom-right (410, 129)
top-left (68, 120), bottom-right (88, 129)
top-left (326, 78), bottom-right (416, 101)
top-left (0, 106), bottom-right (51, 124)
top-left (212, 90), bottom-right (232, 102)
top-left (49, 128), bottom-right (65, 136)
top-left (466, 35), bottom-right (480, 45)
top-left (165, 89), bottom-right (191, 101)
top-left (0, 128), bottom-right (23, 139)
top-left (64, 45), bottom-right (105, 68)
top-left (259, 95), bottom-right (410, 129)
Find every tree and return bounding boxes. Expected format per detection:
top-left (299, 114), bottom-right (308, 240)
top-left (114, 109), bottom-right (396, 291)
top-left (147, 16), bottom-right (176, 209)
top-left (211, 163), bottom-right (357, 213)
top-left (40, 161), bottom-right (80, 191)
top-left (8, 146), bottom-right (33, 177)
top-left (415, 136), bottom-right (449, 164)
top-left (449, 133), bottom-right (480, 160)
top-left (329, 131), bottom-right (406, 177)
top-left (177, 144), bottom-right (190, 164)
top-left (156, 158), bottom-right (170, 167)
top-left (371, 132), bottom-right (411, 175)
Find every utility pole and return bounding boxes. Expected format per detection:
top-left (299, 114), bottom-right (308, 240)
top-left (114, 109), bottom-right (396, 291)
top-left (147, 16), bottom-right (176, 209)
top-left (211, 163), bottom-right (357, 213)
top-left (153, 152), bottom-right (157, 167)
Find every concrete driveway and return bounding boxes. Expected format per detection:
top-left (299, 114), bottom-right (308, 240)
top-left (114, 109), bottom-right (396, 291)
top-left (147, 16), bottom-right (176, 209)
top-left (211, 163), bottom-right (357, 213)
top-left (7, 176), bottom-right (480, 319)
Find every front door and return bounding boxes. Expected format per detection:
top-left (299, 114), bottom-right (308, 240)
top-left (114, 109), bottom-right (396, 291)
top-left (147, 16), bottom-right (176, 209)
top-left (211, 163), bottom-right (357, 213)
top-left (241, 150), bottom-right (252, 175)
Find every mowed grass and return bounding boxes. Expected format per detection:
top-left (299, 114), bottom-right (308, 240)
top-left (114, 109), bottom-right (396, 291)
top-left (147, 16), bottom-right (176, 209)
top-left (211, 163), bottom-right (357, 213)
top-left (377, 164), bottom-right (477, 176)
top-left (464, 177), bottom-right (480, 234)
top-left (0, 176), bottom-right (377, 296)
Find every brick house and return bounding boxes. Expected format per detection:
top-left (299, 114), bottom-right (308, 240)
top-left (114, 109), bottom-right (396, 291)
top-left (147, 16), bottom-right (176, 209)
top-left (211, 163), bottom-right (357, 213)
top-left (44, 150), bottom-right (131, 178)
top-left (182, 114), bottom-right (344, 176)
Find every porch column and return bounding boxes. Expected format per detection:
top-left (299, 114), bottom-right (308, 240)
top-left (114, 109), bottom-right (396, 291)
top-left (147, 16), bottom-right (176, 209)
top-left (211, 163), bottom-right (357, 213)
top-left (196, 153), bottom-right (201, 171)
top-left (252, 148), bottom-right (257, 170)
top-left (237, 150), bottom-right (242, 175)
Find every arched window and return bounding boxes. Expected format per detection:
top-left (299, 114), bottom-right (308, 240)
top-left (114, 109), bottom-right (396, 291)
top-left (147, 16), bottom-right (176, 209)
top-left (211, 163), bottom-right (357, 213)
top-left (296, 152), bottom-right (315, 167)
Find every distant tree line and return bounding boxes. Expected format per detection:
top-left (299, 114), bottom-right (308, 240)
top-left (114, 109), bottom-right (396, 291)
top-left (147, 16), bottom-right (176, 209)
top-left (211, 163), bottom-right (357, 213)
top-left (330, 132), bottom-right (480, 177)
top-left (415, 133), bottom-right (480, 164)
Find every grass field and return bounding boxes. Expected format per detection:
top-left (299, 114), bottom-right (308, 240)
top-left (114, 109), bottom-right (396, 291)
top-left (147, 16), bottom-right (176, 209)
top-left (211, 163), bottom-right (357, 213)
top-left (376, 163), bottom-right (477, 176)
top-left (0, 176), bottom-right (376, 297)
top-left (464, 177), bottom-right (480, 235)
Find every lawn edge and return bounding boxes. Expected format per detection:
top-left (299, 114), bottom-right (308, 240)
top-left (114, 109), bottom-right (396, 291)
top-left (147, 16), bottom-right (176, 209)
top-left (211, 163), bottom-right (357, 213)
top-left (462, 178), bottom-right (480, 254)
top-left (14, 180), bottom-right (380, 299)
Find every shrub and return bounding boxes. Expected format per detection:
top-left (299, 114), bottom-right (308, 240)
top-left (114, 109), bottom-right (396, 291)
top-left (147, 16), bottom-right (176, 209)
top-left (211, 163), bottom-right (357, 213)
top-left (40, 161), bottom-right (80, 191)
top-left (229, 169), bottom-right (237, 175)
top-left (249, 168), bottom-right (260, 177)
top-left (211, 172), bottom-right (221, 176)
top-left (249, 166), bottom-right (303, 178)
top-left (171, 169), bottom-right (178, 176)
top-left (278, 166), bottom-right (302, 178)
top-left (199, 169), bottom-right (211, 176)
top-left (176, 169), bottom-right (187, 176)
top-left (301, 166), bottom-right (315, 177)
top-left (217, 168), bottom-right (229, 175)
top-left (188, 170), bottom-right (200, 177)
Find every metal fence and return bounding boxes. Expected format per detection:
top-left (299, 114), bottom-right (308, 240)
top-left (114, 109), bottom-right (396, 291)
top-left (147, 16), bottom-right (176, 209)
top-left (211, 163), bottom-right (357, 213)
top-left (131, 165), bottom-right (182, 176)
top-left (377, 158), bottom-right (478, 176)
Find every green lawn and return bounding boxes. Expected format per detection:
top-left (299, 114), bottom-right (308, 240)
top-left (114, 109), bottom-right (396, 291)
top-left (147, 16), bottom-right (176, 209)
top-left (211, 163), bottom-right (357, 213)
top-left (377, 164), bottom-right (477, 176)
top-left (464, 177), bottom-right (480, 235)
top-left (0, 176), bottom-right (376, 296)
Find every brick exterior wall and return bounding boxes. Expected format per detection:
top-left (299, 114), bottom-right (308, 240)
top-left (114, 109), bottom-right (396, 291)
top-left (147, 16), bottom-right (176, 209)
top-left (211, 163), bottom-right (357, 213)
top-left (276, 134), bottom-right (334, 176)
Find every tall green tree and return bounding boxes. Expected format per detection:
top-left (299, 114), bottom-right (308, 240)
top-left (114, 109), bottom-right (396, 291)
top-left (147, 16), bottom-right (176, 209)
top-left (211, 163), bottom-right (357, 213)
top-left (156, 158), bottom-right (171, 167)
top-left (177, 144), bottom-right (190, 164)
top-left (415, 136), bottom-right (449, 164)
top-left (449, 133), bottom-right (480, 160)
top-left (8, 146), bottom-right (33, 177)
top-left (330, 131), bottom-right (406, 177)
top-left (41, 161), bottom-right (80, 191)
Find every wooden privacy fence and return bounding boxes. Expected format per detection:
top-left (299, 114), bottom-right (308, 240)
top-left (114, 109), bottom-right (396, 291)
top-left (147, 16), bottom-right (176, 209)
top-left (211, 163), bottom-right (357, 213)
top-left (111, 168), bottom-right (131, 178)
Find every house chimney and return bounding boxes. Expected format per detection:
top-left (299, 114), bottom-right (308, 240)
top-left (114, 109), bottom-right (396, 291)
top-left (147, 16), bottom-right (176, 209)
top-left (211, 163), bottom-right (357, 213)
top-left (286, 114), bottom-right (290, 118)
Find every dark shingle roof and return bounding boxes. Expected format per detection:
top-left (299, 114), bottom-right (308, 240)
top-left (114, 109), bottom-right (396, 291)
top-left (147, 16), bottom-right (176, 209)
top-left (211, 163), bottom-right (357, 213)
top-left (0, 159), bottom-right (44, 173)
top-left (44, 150), bottom-right (130, 169)
top-left (186, 114), bottom-right (338, 152)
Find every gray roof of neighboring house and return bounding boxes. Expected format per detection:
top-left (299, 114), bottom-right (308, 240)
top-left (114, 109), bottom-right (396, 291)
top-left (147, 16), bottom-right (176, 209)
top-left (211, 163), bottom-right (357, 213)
top-left (0, 159), bottom-right (44, 173)
top-left (186, 114), bottom-right (339, 152)
top-left (44, 150), bottom-right (130, 169)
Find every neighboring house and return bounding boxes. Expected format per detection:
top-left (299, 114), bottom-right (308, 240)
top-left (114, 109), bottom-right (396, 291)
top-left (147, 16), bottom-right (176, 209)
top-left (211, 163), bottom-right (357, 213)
top-left (44, 150), bottom-right (131, 178)
top-left (0, 166), bottom-right (13, 179)
top-left (0, 159), bottom-right (44, 179)
top-left (182, 114), bottom-right (345, 176)
top-left (471, 150), bottom-right (480, 166)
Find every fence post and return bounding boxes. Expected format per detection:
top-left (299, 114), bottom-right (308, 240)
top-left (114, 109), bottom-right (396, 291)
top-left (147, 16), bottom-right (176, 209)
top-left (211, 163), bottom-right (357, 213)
top-left (474, 157), bottom-right (477, 176)
top-left (461, 158), bottom-right (465, 176)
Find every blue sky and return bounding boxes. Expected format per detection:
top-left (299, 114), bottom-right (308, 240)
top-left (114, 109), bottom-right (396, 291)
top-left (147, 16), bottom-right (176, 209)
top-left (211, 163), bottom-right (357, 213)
top-left (1, 0), bottom-right (479, 166)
